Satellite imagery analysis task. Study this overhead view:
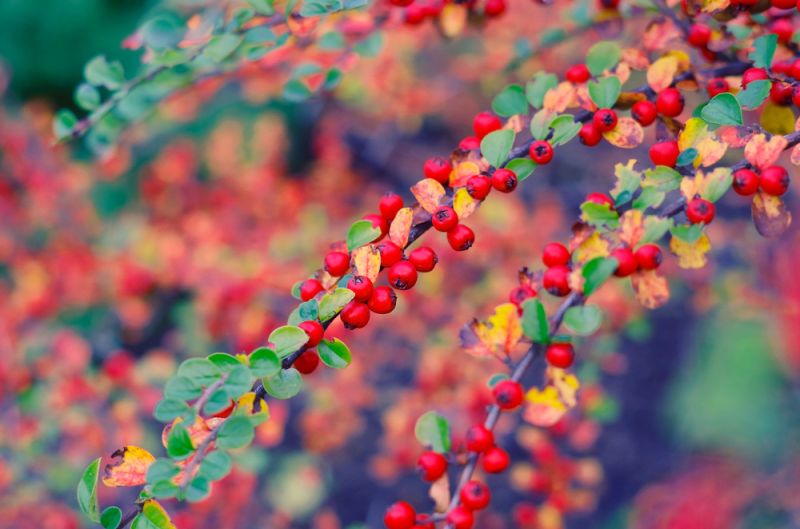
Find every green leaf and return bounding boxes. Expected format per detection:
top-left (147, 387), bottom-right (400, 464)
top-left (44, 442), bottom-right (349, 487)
top-left (154, 398), bottom-right (190, 422)
top-left (202, 34), bottom-right (243, 62)
top-left (100, 506), bottom-right (122, 529)
top-left (249, 347), bottom-right (281, 377)
top-left (85, 56), bottom-right (125, 90)
top-left (165, 376), bottom-right (202, 401)
top-left (586, 41), bottom-right (620, 75)
top-left (347, 220), bottom-right (381, 251)
top-left (749, 34), bottom-right (777, 68)
top-left (247, 0), bottom-right (276, 14)
top-left (640, 216), bottom-right (673, 245)
top-left (283, 79), bottom-right (312, 101)
top-left (611, 161), bottom-right (641, 201)
top-left (268, 325), bottom-right (309, 357)
top-left (166, 422), bottom-right (194, 460)
top-left (141, 14), bottom-right (183, 51)
top-left (587, 76), bottom-right (621, 109)
top-left (480, 129), bottom-right (515, 167)
top-left (53, 110), bottom-right (78, 141)
top-left (217, 416), bottom-right (255, 449)
top-left (185, 476), bottom-right (211, 503)
top-left (208, 352), bottom-right (243, 373)
top-left (642, 166), bottom-right (681, 192)
top-left (318, 287), bottom-right (355, 321)
top-left (701, 93), bottom-right (743, 126)
top-left (300, 0), bottom-right (343, 16)
top-left (701, 168), bottom-right (732, 202)
top-left (676, 148), bottom-right (698, 167)
top-left (632, 187), bottom-right (665, 211)
top-left (549, 115), bottom-right (582, 146)
top-left (414, 411), bottom-right (451, 453)
top-left (223, 364), bottom-right (253, 398)
top-left (526, 72), bottom-right (558, 108)
top-left (203, 389), bottom-right (231, 415)
top-left (263, 368), bottom-right (302, 399)
top-left (318, 338), bottom-right (352, 368)
top-left (581, 202), bottom-right (619, 228)
top-left (354, 31), bottom-right (382, 57)
top-left (75, 83), bottom-right (101, 110)
top-left (77, 458), bottom-right (101, 522)
top-left (177, 358), bottom-right (221, 386)
top-left (521, 298), bottom-right (550, 343)
top-left (150, 480), bottom-right (178, 499)
top-left (529, 109), bottom-right (551, 140)
top-left (131, 500), bottom-right (176, 529)
top-left (288, 299), bottom-right (319, 325)
top-left (505, 158), bottom-right (536, 181)
top-left (146, 459), bottom-right (180, 485)
top-left (492, 84), bottom-right (528, 117)
top-left (199, 450), bottom-right (232, 481)
top-left (323, 68), bottom-right (342, 90)
top-left (318, 31), bottom-right (345, 50)
top-left (582, 257), bottom-right (619, 296)
top-left (671, 223), bottom-right (704, 243)
top-left (736, 79), bottom-right (771, 110)
top-left (563, 305), bottom-right (603, 336)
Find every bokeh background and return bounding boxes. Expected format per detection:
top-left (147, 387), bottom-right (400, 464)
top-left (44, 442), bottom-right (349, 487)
top-left (1, 1), bottom-right (800, 528)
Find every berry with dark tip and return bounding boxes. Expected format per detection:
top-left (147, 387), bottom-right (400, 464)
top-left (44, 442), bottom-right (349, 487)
top-left (467, 174), bottom-right (492, 200)
top-left (631, 100), bottom-right (657, 126)
top-left (733, 169), bottom-right (759, 196)
top-left (686, 198), bottom-right (715, 224)
top-left (491, 168), bottom-right (518, 193)
top-left (760, 165), bottom-right (790, 196)
top-left (347, 275), bottom-right (374, 302)
top-left (611, 247), bottom-right (637, 277)
top-left (543, 265), bottom-right (571, 296)
top-left (341, 301), bottom-right (370, 329)
top-left (635, 244), bottom-right (663, 270)
top-left (460, 480), bottom-right (491, 511)
top-left (388, 261), bottom-right (418, 290)
top-left (447, 224), bottom-right (475, 251)
top-left (593, 109), bottom-right (618, 132)
top-left (377, 240), bottom-right (404, 267)
top-left (529, 140), bottom-right (554, 164)
top-left (432, 205), bottom-right (459, 232)
top-left (423, 157), bottom-right (452, 184)
top-left (408, 246), bottom-right (438, 272)
top-left (324, 251), bottom-right (350, 277)
top-left (466, 424), bottom-right (494, 453)
top-left (493, 379), bottom-right (524, 410)
top-left (368, 286), bottom-right (397, 314)
top-left (482, 446), bottom-right (510, 473)
top-left (417, 451), bottom-right (448, 482)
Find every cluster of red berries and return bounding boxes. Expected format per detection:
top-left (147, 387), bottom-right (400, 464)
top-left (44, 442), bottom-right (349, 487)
top-left (732, 166), bottom-right (790, 197)
top-left (630, 87), bottom-right (684, 128)
top-left (389, 0), bottom-right (507, 25)
top-left (579, 108), bottom-right (619, 147)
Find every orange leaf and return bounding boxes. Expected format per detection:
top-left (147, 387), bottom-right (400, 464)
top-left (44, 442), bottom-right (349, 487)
top-left (602, 118), bottom-right (644, 148)
top-left (618, 210), bottom-right (644, 247)
top-left (453, 187), bottom-right (479, 219)
top-left (389, 207), bottom-right (413, 248)
top-left (647, 56), bottom-right (678, 92)
top-left (744, 133), bottom-right (789, 170)
top-left (716, 125), bottom-right (752, 148)
top-left (570, 227), bottom-right (610, 263)
top-left (621, 48), bottom-right (650, 70)
top-left (352, 245), bottom-right (381, 282)
top-left (458, 303), bottom-right (522, 359)
top-left (752, 192), bottom-right (792, 238)
top-left (543, 82), bottom-right (577, 113)
top-left (450, 161), bottom-right (479, 188)
top-left (523, 368), bottom-right (580, 427)
top-left (102, 446), bottom-right (155, 487)
top-left (437, 3), bottom-right (467, 38)
top-left (429, 475), bottom-right (450, 513)
top-left (670, 233), bottom-right (711, 269)
top-left (631, 270), bottom-right (670, 309)
top-left (411, 179), bottom-right (446, 213)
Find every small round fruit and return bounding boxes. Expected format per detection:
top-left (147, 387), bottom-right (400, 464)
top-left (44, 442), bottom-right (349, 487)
top-left (417, 451), bottom-right (448, 482)
top-left (631, 100), bottom-right (657, 126)
top-left (482, 446), bottom-right (510, 473)
top-left (706, 77), bottom-right (730, 97)
top-left (299, 278), bottom-right (324, 301)
top-left (732, 168), bottom-right (759, 196)
top-left (635, 244), bottom-right (663, 270)
top-left (466, 424), bottom-right (495, 453)
top-left (459, 136), bottom-right (480, 150)
top-left (484, 0), bottom-right (506, 16)
top-left (403, 3), bottom-right (426, 25)
top-left (388, 261), bottom-right (418, 290)
top-left (408, 246), bottom-right (438, 272)
top-left (377, 240), bottom-right (404, 267)
top-left (493, 379), bottom-right (524, 410)
top-left (772, 0), bottom-right (795, 7)
top-left (586, 192), bottom-right (614, 208)
top-left (649, 140), bottom-right (680, 167)
top-left (295, 350), bottom-right (320, 375)
top-left (593, 109), bottom-right (618, 132)
top-left (473, 111), bottom-right (503, 140)
top-left (656, 88), bottom-right (684, 117)
top-left (467, 175), bottom-right (492, 200)
top-left (529, 140), bottom-right (554, 164)
top-left (347, 275), bottom-right (374, 302)
top-left (546, 342), bottom-right (575, 368)
top-left (542, 242), bottom-right (571, 267)
top-left (741, 67), bottom-right (769, 88)
top-left (579, 122), bottom-right (602, 146)
top-left (379, 193), bottom-right (404, 220)
top-left (432, 205), bottom-right (459, 232)
top-left (460, 480), bottom-right (491, 511)
top-left (384, 501), bottom-right (416, 529)
top-left (687, 23), bottom-right (711, 48)
top-left (491, 168), bottom-right (518, 193)
top-left (611, 247), bottom-right (637, 277)
top-left (686, 198), bottom-right (715, 224)
top-left (446, 507), bottom-right (474, 529)
top-left (760, 165), bottom-right (790, 196)
top-left (341, 301), bottom-right (370, 329)
top-left (324, 251), bottom-right (350, 277)
top-left (368, 286), bottom-right (397, 314)
top-left (543, 265), bottom-right (571, 296)
top-left (770, 81), bottom-right (793, 106)
top-left (298, 320), bottom-right (324, 347)
top-left (423, 157), bottom-right (452, 184)
top-left (447, 224), bottom-right (475, 251)
top-left (565, 64), bottom-right (591, 84)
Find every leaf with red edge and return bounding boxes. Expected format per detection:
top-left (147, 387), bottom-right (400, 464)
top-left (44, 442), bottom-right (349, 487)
top-left (410, 179), bottom-right (446, 214)
top-left (631, 270), bottom-right (670, 309)
top-left (752, 192), bottom-right (792, 238)
top-left (103, 446), bottom-right (155, 487)
top-left (602, 118), bottom-right (644, 148)
top-left (618, 210), bottom-right (644, 247)
top-left (744, 133), bottom-right (789, 170)
top-left (388, 207), bottom-right (413, 248)
top-left (352, 245), bottom-right (381, 282)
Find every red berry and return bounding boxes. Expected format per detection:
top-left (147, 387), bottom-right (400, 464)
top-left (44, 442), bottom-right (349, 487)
top-left (741, 67), bottom-right (769, 88)
top-left (379, 193), bottom-right (404, 220)
top-left (384, 501), bottom-right (416, 529)
top-left (529, 140), bottom-right (554, 164)
top-left (432, 205), bottom-right (459, 232)
top-left (388, 260), bottom-right (418, 290)
top-left (295, 350), bottom-right (320, 374)
top-left (298, 320), bottom-right (324, 347)
top-left (460, 480), bottom-right (491, 510)
top-left (656, 88), bottom-right (684, 117)
top-left (493, 379), bottom-right (524, 410)
top-left (598, 0), bottom-right (620, 8)
top-left (760, 165), bottom-right (790, 196)
top-left (363, 213), bottom-right (389, 238)
top-left (324, 251), bottom-right (350, 277)
top-left (347, 275), bottom-right (374, 302)
top-left (565, 64), bottom-right (591, 84)
top-left (509, 285), bottom-right (536, 307)
top-left (466, 424), bottom-right (495, 453)
top-left (446, 507), bottom-right (474, 529)
top-left (790, 60), bottom-right (800, 81)
top-left (770, 81), bottom-right (793, 106)
top-left (466, 174), bottom-right (492, 200)
top-left (542, 242), bottom-right (571, 267)
top-left (368, 286), bottom-right (397, 314)
top-left (586, 192), bottom-right (614, 208)
top-left (408, 246), bottom-right (438, 272)
top-left (686, 198), bottom-right (715, 224)
top-left (706, 78), bottom-right (730, 98)
top-left (473, 111), bottom-right (503, 140)
top-left (377, 240), bottom-right (404, 267)
top-left (341, 301), bottom-right (370, 329)
top-left (423, 157), bottom-right (452, 184)
top-left (771, 18), bottom-right (794, 44)
top-left (733, 169), bottom-right (760, 196)
top-left (403, 3), bottom-right (426, 24)
top-left (649, 140), bottom-right (680, 167)
top-left (543, 265), bottom-right (571, 296)
top-left (447, 224), bottom-right (475, 251)
top-left (631, 100), bottom-right (657, 126)
top-left (545, 342), bottom-right (575, 368)
top-left (687, 23), bottom-right (711, 47)
top-left (482, 446), bottom-right (510, 473)
top-left (459, 136), bottom-right (480, 151)
top-left (484, 0), bottom-right (506, 17)
top-left (793, 86), bottom-right (800, 107)
top-left (593, 109), bottom-right (618, 132)
top-left (491, 168), bottom-right (518, 193)
top-left (417, 451), bottom-right (448, 482)
top-left (299, 278), bottom-right (324, 301)
top-left (388, 0), bottom-right (413, 5)
top-left (579, 122), bottom-right (602, 146)
top-left (772, 0), bottom-right (795, 7)
top-left (611, 247), bottom-right (637, 277)
top-left (635, 244), bottom-right (663, 270)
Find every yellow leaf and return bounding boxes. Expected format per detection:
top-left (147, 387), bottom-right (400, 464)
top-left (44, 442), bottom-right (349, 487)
top-left (429, 475), bottom-right (450, 513)
top-left (453, 187), bottom-right (479, 219)
top-left (437, 3), bottom-right (467, 38)
top-left (389, 207), bottom-right (413, 248)
top-left (459, 303), bottom-right (522, 358)
top-left (236, 392), bottom-right (270, 425)
top-left (678, 118), bottom-right (727, 167)
top-left (137, 500), bottom-right (177, 529)
top-left (744, 133), bottom-right (789, 170)
top-left (702, 0), bottom-right (730, 11)
top-left (618, 210), bottom-right (644, 247)
top-left (352, 245), bottom-right (381, 282)
top-left (631, 270), bottom-right (670, 309)
top-left (449, 161), bottom-right (479, 188)
top-left (410, 179), bottom-right (445, 213)
top-left (102, 446), bottom-right (155, 487)
top-left (570, 229), bottom-right (610, 263)
top-left (760, 102), bottom-right (795, 135)
top-left (670, 233), bottom-right (711, 269)
top-left (523, 367), bottom-right (580, 427)
top-left (602, 117), bottom-right (644, 148)
top-left (647, 56), bottom-right (678, 92)
top-left (679, 167), bottom-right (732, 202)
top-left (543, 82), bottom-right (577, 113)
top-left (752, 192), bottom-right (792, 238)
